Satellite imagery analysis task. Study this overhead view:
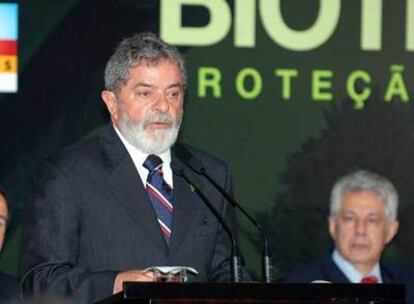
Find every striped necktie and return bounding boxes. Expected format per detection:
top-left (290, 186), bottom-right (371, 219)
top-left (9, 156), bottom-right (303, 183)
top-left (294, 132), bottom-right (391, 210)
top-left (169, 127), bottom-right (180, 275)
top-left (143, 154), bottom-right (174, 245)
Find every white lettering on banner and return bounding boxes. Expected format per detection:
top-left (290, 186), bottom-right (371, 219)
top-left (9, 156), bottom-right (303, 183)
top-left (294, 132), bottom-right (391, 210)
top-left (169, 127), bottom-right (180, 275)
top-left (361, 0), bottom-right (383, 51)
top-left (234, 0), bottom-right (256, 47)
top-left (259, 0), bottom-right (340, 51)
top-left (160, 0), bottom-right (413, 51)
top-left (407, 0), bottom-right (414, 51)
top-left (160, 0), bottom-right (231, 46)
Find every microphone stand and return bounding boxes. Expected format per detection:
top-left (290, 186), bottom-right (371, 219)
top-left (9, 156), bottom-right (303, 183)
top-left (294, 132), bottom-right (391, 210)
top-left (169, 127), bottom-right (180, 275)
top-left (173, 166), bottom-right (242, 283)
top-left (201, 171), bottom-right (272, 283)
top-left (174, 143), bottom-right (273, 282)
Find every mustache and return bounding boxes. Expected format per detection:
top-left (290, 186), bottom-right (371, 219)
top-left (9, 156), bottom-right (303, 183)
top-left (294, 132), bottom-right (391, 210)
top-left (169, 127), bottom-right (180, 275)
top-left (142, 114), bottom-right (176, 128)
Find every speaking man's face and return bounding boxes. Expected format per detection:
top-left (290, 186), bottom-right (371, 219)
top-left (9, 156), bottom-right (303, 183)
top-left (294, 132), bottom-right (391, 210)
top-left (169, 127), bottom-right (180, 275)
top-left (0, 194), bottom-right (8, 251)
top-left (102, 59), bottom-right (184, 154)
top-left (329, 190), bottom-right (399, 274)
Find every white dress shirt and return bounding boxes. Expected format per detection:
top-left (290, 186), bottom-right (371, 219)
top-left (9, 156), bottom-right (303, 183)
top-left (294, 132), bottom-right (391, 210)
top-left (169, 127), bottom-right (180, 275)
top-left (332, 249), bottom-right (383, 283)
top-left (113, 125), bottom-right (173, 188)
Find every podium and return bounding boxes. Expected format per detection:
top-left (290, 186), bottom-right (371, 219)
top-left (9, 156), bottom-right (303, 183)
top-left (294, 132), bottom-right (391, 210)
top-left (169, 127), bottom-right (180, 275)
top-left (96, 282), bottom-right (405, 303)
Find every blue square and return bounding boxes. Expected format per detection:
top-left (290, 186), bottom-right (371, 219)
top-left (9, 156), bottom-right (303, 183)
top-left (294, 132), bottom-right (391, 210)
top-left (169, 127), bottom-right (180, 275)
top-left (0, 3), bottom-right (18, 40)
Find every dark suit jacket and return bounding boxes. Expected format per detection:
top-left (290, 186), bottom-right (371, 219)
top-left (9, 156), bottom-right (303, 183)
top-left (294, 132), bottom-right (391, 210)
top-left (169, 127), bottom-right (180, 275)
top-left (284, 252), bottom-right (414, 303)
top-left (0, 271), bottom-right (19, 302)
top-left (22, 125), bottom-right (245, 303)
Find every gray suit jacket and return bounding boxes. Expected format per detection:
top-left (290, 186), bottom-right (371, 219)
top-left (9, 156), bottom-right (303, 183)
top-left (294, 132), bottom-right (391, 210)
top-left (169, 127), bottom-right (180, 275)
top-left (22, 125), bottom-right (244, 303)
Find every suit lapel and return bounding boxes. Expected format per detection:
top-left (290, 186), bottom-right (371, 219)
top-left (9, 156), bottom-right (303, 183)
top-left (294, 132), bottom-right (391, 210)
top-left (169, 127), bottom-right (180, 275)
top-left (168, 155), bottom-right (199, 255)
top-left (101, 125), bottom-right (168, 255)
top-left (323, 254), bottom-right (351, 283)
top-left (380, 262), bottom-right (395, 283)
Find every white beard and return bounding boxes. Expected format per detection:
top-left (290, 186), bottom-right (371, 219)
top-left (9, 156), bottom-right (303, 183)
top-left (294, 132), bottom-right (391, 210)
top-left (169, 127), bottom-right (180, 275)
top-left (117, 106), bottom-right (182, 154)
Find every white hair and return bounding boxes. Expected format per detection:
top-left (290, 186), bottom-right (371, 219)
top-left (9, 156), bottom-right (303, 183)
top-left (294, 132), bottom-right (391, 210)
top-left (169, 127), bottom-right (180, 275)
top-left (330, 170), bottom-right (398, 223)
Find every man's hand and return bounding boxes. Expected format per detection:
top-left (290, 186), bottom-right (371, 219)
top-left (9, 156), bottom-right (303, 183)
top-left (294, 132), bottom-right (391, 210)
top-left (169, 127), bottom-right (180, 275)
top-left (113, 270), bottom-right (155, 294)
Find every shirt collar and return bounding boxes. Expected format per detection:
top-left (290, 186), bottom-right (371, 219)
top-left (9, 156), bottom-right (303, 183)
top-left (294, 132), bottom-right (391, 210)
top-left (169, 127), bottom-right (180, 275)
top-left (332, 249), bottom-right (382, 283)
top-left (113, 125), bottom-right (171, 163)
top-left (112, 125), bottom-right (172, 187)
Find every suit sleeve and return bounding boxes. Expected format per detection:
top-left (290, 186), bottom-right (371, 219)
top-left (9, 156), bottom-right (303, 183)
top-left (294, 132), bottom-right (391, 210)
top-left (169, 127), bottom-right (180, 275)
top-left (21, 159), bottom-right (117, 303)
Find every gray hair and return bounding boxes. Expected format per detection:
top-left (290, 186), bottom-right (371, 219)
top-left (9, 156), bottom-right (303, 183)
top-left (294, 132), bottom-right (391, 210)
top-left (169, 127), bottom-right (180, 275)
top-left (104, 32), bottom-right (187, 94)
top-left (330, 170), bottom-right (398, 223)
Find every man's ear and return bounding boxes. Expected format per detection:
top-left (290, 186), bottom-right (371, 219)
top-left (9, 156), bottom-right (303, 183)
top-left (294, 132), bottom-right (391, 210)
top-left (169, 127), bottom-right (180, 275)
top-left (101, 90), bottom-right (119, 123)
top-left (386, 220), bottom-right (399, 244)
top-left (328, 216), bottom-right (337, 240)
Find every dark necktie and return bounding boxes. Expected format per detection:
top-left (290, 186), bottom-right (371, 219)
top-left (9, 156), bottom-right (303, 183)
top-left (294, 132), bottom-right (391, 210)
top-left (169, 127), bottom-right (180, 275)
top-left (361, 275), bottom-right (378, 284)
top-left (143, 154), bottom-right (174, 245)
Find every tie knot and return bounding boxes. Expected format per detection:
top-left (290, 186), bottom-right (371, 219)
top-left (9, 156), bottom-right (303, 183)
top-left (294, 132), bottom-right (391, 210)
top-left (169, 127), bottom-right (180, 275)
top-left (361, 275), bottom-right (378, 284)
top-left (144, 154), bottom-right (163, 172)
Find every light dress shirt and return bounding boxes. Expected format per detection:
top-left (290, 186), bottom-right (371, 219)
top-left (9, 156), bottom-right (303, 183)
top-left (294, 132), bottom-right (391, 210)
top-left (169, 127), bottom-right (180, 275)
top-left (113, 125), bottom-right (173, 188)
top-left (332, 249), bottom-right (382, 283)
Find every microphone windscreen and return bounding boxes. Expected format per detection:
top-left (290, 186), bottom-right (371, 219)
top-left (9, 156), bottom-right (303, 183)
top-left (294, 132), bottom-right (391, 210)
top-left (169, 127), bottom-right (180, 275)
top-left (170, 160), bottom-right (184, 176)
top-left (175, 143), bottom-right (205, 174)
top-left (188, 156), bottom-right (205, 174)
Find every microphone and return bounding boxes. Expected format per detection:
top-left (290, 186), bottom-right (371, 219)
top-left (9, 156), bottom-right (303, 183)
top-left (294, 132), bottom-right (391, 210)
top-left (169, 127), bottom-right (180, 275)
top-left (174, 143), bottom-right (273, 283)
top-left (171, 161), bottom-right (242, 283)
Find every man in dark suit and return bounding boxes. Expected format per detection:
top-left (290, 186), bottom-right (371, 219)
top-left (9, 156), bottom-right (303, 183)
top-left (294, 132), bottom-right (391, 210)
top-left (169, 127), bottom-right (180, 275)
top-left (22, 32), bottom-right (248, 303)
top-left (285, 170), bottom-right (414, 302)
top-left (0, 185), bottom-right (19, 302)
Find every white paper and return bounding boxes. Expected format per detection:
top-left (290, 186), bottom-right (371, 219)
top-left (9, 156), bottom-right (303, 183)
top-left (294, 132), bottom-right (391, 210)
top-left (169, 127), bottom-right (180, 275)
top-left (144, 266), bottom-right (198, 275)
